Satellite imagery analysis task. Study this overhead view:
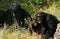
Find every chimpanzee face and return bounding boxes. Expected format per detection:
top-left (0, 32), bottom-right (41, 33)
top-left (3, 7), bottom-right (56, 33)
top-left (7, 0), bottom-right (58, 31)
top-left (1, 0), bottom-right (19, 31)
top-left (32, 19), bottom-right (38, 26)
top-left (11, 3), bottom-right (19, 10)
top-left (36, 16), bottom-right (43, 24)
top-left (36, 12), bottom-right (45, 24)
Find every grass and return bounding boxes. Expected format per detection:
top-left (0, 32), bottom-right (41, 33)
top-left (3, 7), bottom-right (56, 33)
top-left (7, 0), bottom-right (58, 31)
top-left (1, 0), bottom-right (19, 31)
top-left (0, 27), bottom-right (42, 39)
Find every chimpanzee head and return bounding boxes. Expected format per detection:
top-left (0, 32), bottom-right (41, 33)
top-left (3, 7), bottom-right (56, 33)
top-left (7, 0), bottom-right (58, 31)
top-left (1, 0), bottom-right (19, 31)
top-left (36, 17), bottom-right (43, 24)
top-left (11, 3), bottom-right (20, 11)
top-left (32, 19), bottom-right (38, 26)
top-left (36, 12), bottom-right (47, 24)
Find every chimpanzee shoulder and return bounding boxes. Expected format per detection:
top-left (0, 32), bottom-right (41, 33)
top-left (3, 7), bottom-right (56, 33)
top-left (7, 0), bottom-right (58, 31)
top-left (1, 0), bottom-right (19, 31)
top-left (46, 14), bottom-right (59, 24)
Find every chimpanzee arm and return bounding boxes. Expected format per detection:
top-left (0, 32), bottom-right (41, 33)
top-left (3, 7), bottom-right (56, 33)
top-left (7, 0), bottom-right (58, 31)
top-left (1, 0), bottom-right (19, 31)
top-left (6, 9), bottom-right (14, 26)
top-left (20, 8), bottom-right (32, 21)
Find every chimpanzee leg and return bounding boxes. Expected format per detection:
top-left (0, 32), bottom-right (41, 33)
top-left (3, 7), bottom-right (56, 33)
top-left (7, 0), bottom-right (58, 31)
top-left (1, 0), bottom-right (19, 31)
top-left (44, 29), bottom-right (55, 39)
top-left (43, 29), bottom-right (51, 39)
top-left (41, 27), bottom-right (47, 38)
top-left (20, 21), bottom-right (25, 28)
top-left (43, 19), bottom-right (57, 39)
top-left (40, 24), bottom-right (48, 38)
top-left (18, 20), bottom-right (24, 27)
top-left (18, 19), bottom-right (28, 29)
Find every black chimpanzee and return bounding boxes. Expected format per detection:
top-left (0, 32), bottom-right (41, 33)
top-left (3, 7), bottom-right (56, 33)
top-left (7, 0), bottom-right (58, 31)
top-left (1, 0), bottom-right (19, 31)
top-left (7, 3), bottom-right (32, 28)
top-left (29, 19), bottom-right (42, 35)
top-left (35, 12), bottom-right (60, 39)
top-left (0, 10), bottom-right (6, 27)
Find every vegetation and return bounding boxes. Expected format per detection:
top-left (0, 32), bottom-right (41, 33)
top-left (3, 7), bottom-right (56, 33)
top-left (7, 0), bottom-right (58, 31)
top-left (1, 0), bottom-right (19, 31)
top-left (0, 0), bottom-right (60, 39)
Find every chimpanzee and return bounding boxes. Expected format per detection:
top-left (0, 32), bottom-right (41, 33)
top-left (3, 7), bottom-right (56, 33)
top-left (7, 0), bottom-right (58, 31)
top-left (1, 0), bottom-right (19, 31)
top-left (35, 12), bottom-right (60, 39)
top-left (7, 3), bottom-right (32, 28)
top-left (29, 19), bottom-right (42, 35)
top-left (0, 10), bottom-right (6, 27)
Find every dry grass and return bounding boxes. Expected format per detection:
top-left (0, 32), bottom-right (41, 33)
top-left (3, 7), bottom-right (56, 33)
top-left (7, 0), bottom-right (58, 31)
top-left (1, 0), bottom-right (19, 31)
top-left (0, 27), bottom-right (42, 39)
